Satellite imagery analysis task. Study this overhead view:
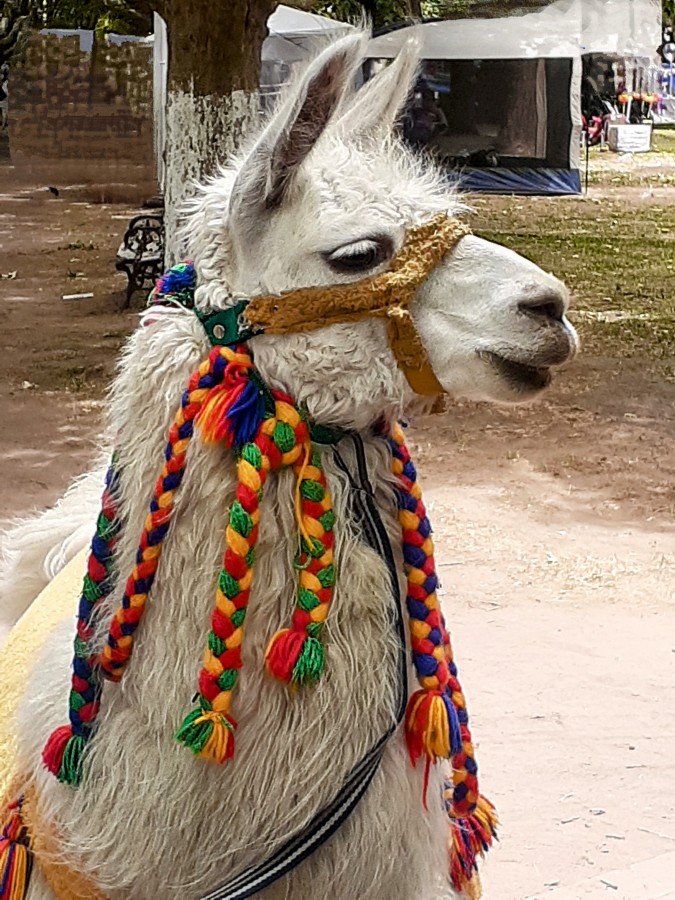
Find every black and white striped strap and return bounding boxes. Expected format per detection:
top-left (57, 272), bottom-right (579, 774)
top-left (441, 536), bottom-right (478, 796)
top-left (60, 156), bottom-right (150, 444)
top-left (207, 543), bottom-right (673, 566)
top-left (200, 742), bottom-right (384, 900)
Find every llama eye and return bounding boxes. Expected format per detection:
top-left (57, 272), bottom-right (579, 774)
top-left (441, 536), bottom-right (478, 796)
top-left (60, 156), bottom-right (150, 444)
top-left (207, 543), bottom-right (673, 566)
top-left (324, 237), bottom-right (392, 275)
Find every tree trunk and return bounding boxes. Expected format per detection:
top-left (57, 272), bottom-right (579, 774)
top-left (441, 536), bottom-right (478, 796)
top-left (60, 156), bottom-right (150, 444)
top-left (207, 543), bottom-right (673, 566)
top-left (496, 61), bottom-right (542, 157)
top-left (159, 0), bottom-right (276, 263)
top-left (87, 31), bottom-right (100, 107)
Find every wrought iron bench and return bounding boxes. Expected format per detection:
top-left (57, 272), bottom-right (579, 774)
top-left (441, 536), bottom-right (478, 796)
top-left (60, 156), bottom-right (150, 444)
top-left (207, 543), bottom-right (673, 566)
top-left (115, 213), bottom-right (165, 307)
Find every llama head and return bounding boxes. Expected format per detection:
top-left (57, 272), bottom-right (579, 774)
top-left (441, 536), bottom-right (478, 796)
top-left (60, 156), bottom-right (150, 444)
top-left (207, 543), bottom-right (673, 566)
top-left (186, 29), bottom-right (578, 430)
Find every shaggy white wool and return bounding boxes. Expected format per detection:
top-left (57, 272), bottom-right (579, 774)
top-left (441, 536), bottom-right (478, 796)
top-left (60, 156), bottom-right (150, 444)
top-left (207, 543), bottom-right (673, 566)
top-left (0, 469), bottom-right (105, 630)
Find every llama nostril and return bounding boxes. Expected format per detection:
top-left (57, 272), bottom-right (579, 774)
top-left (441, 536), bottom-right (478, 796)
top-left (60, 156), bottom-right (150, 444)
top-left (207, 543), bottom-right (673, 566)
top-left (517, 290), bottom-right (566, 323)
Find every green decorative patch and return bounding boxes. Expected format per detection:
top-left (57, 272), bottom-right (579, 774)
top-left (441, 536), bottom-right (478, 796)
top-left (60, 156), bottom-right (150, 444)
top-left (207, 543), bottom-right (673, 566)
top-left (217, 669), bottom-right (238, 691)
top-left (317, 564), bottom-right (335, 588)
top-left (298, 587), bottom-right (320, 611)
top-left (230, 500), bottom-right (253, 537)
top-left (231, 608), bottom-right (246, 628)
top-left (300, 479), bottom-right (324, 502)
top-left (273, 421), bottom-right (296, 453)
top-left (209, 632), bottom-right (226, 657)
top-left (241, 442), bottom-right (263, 470)
top-left (82, 573), bottom-right (102, 603)
top-left (319, 509), bottom-right (336, 532)
top-left (219, 569), bottom-right (241, 600)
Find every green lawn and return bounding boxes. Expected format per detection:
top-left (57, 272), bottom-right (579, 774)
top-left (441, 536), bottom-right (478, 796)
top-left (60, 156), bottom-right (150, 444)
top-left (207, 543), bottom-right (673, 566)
top-left (469, 190), bottom-right (675, 379)
top-left (587, 127), bottom-right (675, 187)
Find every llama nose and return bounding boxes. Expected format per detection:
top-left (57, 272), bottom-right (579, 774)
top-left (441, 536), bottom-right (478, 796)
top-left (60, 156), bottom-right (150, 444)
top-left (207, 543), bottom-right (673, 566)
top-left (517, 289), bottom-right (566, 323)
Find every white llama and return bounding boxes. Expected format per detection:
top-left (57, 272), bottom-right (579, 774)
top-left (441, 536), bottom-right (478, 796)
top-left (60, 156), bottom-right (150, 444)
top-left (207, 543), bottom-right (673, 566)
top-left (0, 31), bottom-right (578, 900)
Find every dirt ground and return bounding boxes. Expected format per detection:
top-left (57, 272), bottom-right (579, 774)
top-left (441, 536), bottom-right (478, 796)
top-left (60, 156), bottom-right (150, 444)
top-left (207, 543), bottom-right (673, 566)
top-left (0, 150), bottom-right (673, 900)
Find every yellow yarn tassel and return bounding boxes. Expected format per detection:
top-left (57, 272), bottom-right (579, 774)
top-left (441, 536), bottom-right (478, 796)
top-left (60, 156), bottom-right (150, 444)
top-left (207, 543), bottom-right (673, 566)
top-left (406, 690), bottom-right (453, 763)
top-left (463, 872), bottom-right (482, 900)
top-left (175, 708), bottom-right (236, 764)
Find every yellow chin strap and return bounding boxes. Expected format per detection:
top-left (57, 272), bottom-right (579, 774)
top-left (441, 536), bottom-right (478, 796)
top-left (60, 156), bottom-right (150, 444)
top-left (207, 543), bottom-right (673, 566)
top-left (244, 215), bottom-right (471, 398)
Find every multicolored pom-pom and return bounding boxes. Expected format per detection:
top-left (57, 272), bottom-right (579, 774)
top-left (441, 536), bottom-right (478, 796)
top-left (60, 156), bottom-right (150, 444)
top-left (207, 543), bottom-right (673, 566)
top-left (175, 707), bottom-right (237, 764)
top-left (265, 628), bottom-right (326, 685)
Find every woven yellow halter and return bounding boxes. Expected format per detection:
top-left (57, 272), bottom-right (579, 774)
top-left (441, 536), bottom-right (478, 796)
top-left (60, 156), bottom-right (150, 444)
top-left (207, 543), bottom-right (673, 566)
top-left (245, 215), bottom-right (470, 396)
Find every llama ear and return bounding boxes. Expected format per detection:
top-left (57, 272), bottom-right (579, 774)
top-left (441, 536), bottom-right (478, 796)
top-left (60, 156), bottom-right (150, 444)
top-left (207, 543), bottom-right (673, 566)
top-left (230, 31), bottom-right (367, 222)
top-left (337, 35), bottom-right (421, 137)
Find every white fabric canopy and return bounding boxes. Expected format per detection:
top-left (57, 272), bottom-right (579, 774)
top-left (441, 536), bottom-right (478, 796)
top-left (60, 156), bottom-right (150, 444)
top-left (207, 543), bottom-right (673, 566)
top-left (368, 0), bottom-right (661, 61)
top-left (267, 6), bottom-right (353, 39)
top-left (267, 5), bottom-right (354, 59)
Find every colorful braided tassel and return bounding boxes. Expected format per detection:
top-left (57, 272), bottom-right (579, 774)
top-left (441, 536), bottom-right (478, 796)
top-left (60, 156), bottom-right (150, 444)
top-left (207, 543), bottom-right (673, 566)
top-left (100, 349), bottom-right (232, 681)
top-left (389, 423), bottom-right (497, 892)
top-left (43, 343), bottom-right (338, 780)
top-left (42, 459), bottom-right (122, 786)
top-left (0, 799), bottom-right (33, 900)
top-left (177, 390), bottom-right (337, 761)
top-left (264, 408), bottom-right (336, 686)
top-left (42, 347), bottom-right (250, 783)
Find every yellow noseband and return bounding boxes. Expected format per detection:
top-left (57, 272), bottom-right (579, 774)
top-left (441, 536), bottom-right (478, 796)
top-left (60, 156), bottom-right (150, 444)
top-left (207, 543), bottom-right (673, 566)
top-left (244, 215), bottom-right (470, 397)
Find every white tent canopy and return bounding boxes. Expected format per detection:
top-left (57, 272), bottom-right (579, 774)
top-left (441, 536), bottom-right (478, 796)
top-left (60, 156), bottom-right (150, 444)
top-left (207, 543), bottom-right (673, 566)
top-left (266, 5), bottom-right (353, 59)
top-left (267, 6), bottom-right (353, 40)
top-left (368, 0), bottom-right (661, 61)
top-left (367, 0), bottom-right (660, 195)
top-left (263, 6), bottom-right (353, 63)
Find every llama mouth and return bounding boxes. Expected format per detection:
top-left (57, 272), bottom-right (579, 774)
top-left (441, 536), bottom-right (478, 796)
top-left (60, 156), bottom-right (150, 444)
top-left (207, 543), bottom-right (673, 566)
top-left (480, 351), bottom-right (553, 391)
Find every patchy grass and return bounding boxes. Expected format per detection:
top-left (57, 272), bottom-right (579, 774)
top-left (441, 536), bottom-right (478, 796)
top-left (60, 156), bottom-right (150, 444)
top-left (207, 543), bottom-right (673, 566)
top-left (470, 193), bottom-right (675, 380)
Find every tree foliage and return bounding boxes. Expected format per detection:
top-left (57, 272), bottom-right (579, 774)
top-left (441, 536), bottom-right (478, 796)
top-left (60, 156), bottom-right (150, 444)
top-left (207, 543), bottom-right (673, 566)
top-left (313, 0), bottom-right (459, 27)
top-left (1, 0), bottom-right (36, 64)
top-left (40, 0), bottom-right (152, 33)
top-left (664, 0), bottom-right (673, 28)
top-left (1, 0), bottom-right (152, 54)
top-left (1, 0), bottom-right (154, 64)
top-left (315, 0), bottom-right (560, 27)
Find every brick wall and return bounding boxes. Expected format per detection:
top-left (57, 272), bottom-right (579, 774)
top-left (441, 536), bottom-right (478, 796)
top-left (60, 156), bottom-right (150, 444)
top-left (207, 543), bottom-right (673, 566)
top-left (9, 30), bottom-right (156, 195)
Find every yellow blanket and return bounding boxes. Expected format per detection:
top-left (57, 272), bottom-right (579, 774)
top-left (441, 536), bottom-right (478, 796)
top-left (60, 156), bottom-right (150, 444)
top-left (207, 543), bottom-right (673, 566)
top-left (0, 549), bottom-right (86, 799)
